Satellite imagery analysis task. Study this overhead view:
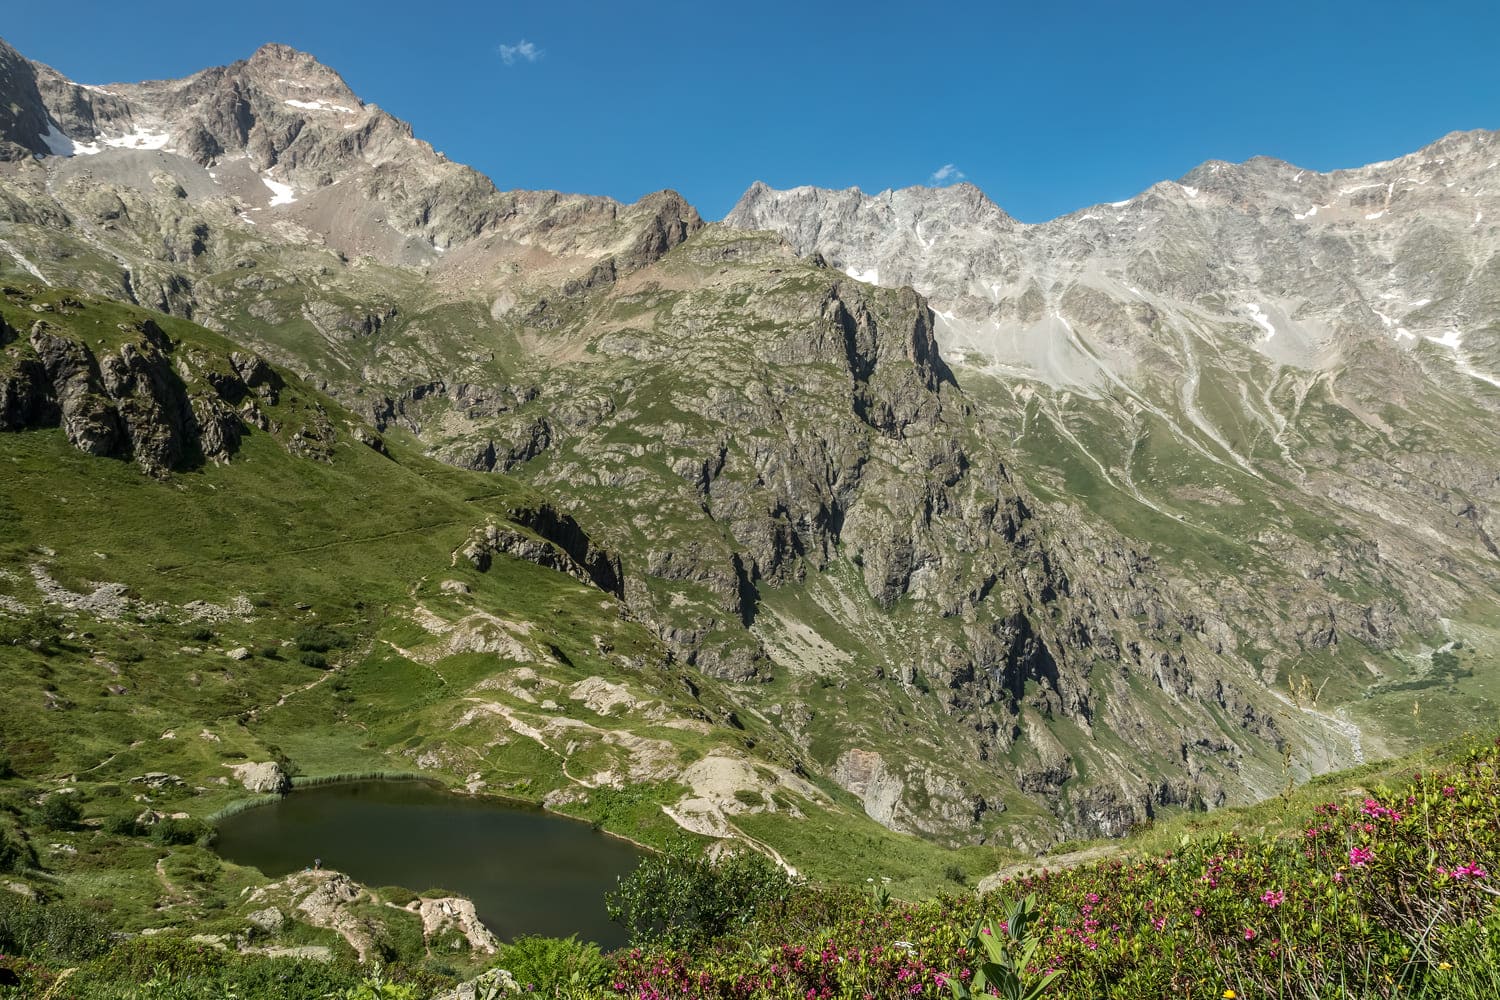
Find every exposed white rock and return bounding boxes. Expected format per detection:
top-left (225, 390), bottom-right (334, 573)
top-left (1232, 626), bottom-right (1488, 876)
top-left (226, 761), bottom-right (290, 794)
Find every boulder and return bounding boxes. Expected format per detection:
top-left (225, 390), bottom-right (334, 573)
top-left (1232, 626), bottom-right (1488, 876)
top-left (247, 906), bottom-right (285, 933)
top-left (227, 761), bottom-right (291, 794)
top-left (414, 896), bottom-right (499, 954)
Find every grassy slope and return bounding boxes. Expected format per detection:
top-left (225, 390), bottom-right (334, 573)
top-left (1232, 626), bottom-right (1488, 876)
top-left (0, 289), bottom-right (1033, 972)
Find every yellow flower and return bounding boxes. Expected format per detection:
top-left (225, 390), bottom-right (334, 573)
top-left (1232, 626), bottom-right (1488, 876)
top-left (1440, 961), bottom-right (1454, 970)
top-left (1223, 991), bottom-right (1237, 999)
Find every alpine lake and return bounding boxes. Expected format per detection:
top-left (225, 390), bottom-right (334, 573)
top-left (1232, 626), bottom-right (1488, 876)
top-left (213, 779), bottom-right (646, 948)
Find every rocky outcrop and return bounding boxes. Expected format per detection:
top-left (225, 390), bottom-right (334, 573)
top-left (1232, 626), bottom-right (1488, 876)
top-left (27, 320), bottom-right (126, 457)
top-left (0, 290), bottom-right (372, 474)
top-left (227, 761), bottom-right (291, 794)
top-left (833, 747), bottom-right (993, 838)
top-left (413, 896), bottom-right (498, 954)
top-left (0, 38), bottom-right (60, 161)
top-left (832, 749), bottom-right (904, 828)
top-left (459, 506), bottom-right (624, 598)
top-left (96, 319), bottom-right (195, 471)
top-left (287, 871), bottom-right (376, 962)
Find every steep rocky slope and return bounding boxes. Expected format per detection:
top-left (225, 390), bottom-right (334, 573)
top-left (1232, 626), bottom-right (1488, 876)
top-left (726, 139), bottom-right (1500, 752)
top-left (2, 37), bottom-right (1497, 850)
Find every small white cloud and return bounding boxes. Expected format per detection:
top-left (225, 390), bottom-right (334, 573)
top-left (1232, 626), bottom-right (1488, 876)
top-left (498, 40), bottom-right (543, 66)
top-left (929, 163), bottom-right (965, 185)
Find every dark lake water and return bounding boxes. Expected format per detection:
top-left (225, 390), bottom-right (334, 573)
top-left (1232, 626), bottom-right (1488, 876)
top-left (213, 780), bottom-right (644, 948)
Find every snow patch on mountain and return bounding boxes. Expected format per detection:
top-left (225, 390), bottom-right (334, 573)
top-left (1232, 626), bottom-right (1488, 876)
top-left (1245, 303), bottom-right (1277, 341)
top-left (262, 175), bottom-right (297, 207)
top-left (38, 121), bottom-right (79, 157)
top-left (285, 99), bottom-right (356, 114)
top-left (99, 128), bottom-right (171, 151)
top-left (1427, 330), bottom-right (1463, 350)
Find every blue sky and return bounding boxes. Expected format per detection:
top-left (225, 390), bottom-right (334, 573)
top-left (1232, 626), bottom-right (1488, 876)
top-left (6, 1), bottom-right (1498, 222)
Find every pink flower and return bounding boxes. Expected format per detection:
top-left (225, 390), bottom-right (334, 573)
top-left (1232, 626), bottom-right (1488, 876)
top-left (1261, 890), bottom-right (1285, 908)
top-left (1244, 927), bottom-right (1256, 941)
top-left (1349, 846), bottom-right (1374, 867)
top-left (1442, 863), bottom-right (1489, 880)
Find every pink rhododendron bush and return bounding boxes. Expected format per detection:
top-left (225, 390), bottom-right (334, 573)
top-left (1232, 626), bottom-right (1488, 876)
top-left (608, 739), bottom-right (1500, 1000)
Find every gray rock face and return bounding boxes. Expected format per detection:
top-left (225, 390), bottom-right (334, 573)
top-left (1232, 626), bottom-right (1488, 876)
top-left (0, 48), bottom-right (46, 158)
top-left (460, 505), bottom-right (624, 598)
top-left (832, 748), bottom-right (904, 828)
top-left (27, 321), bottom-right (125, 456)
top-left (246, 906), bottom-right (285, 933)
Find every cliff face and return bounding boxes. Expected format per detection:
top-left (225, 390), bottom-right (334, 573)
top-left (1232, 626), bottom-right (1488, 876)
top-left (723, 139), bottom-right (1500, 837)
top-left (415, 227), bottom-right (1319, 844)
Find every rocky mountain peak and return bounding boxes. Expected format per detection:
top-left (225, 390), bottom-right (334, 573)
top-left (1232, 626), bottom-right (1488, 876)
top-left (0, 38), bottom-right (707, 277)
top-left (727, 128), bottom-right (1500, 387)
top-left (236, 41), bottom-right (365, 110)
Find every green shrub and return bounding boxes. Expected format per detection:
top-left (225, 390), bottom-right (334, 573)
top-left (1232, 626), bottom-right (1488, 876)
top-left (0, 894), bottom-right (109, 961)
top-left (948, 894), bottom-right (1060, 1000)
top-left (102, 813), bottom-right (142, 837)
top-left (0, 754), bottom-right (15, 779)
top-left (83, 934), bottom-right (230, 983)
top-left (495, 934), bottom-right (610, 993)
top-left (35, 794), bottom-right (80, 831)
top-left (64, 943), bottom-right (429, 999)
top-left (0, 826), bottom-right (35, 873)
top-left (607, 737), bottom-right (1500, 1000)
top-left (340, 965), bottom-right (423, 1000)
top-left (942, 862), bottom-right (968, 885)
top-left (296, 626), bottom-right (350, 653)
top-left (299, 650), bottom-right (330, 669)
top-left (605, 837), bottom-right (792, 948)
top-left (153, 816), bottom-right (214, 846)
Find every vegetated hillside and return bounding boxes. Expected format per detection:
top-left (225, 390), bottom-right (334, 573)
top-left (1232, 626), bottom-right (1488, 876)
top-left (2, 287), bottom-right (1045, 968)
top-left (2, 36), bottom-right (1499, 850)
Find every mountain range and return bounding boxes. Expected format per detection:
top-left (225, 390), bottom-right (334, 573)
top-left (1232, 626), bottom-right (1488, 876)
top-left (2, 36), bottom-right (1498, 868)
